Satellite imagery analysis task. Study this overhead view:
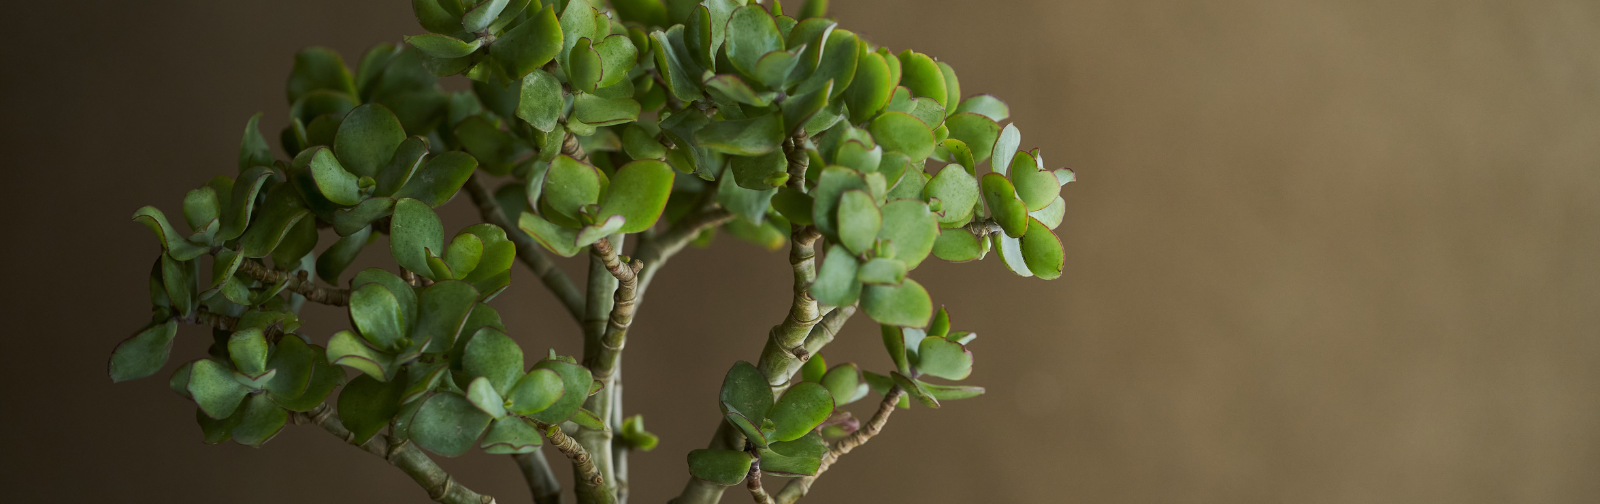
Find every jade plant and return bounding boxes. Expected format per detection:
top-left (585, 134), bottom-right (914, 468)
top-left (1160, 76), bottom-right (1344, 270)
top-left (107, 0), bottom-right (1073, 503)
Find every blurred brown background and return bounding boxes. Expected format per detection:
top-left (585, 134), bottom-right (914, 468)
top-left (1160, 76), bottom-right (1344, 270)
top-left (3, 0), bottom-right (1599, 502)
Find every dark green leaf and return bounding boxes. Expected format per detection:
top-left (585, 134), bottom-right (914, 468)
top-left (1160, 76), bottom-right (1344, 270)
top-left (272, 344), bottom-right (345, 412)
top-left (527, 358), bottom-right (593, 423)
top-left (516, 69), bottom-right (564, 132)
top-left (507, 368), bottom-right (565, 415)
top-left (768, 381), bottom-right (833, 442)
top-left (287, 47), bottom-right (357, 104)
top-left (238, 183), bottom-right (311, 259)
top-left (695, 113), bottom-right (784, 156)
top-left (809, 166), bottom-right (869, 238)
top-left (130, 207), bottom-right (208, 261)
top-left (109, 320), bottom-right (179, 383)
top-left (351, 283), bottom-right (409, 350)
top-left (811, 244), bottom-right (861, 307)
top-left (519, 211), bottom-right (583, 257)
top-left (914, 336), bottom-right (972, 381)
top-left (316, 225), bottom-right (372, 284)
top-left (240, 113), bottom-right (275, 170)
top-left (412, 0), bottom-right (464, 35)
top-left (391, 198), bottom-right (445, 277)
top-left (572, 92), bottom-right (641, 126)
top-left (598, 159), bottom-right (675, 233)
top-left (395, 151), bottom-right (478, 207)
top-left (232, 394), bottom-right (289, 447)
top-left (407, 34), bottom-right (484, 59)
top-left (981, 173), bottom-right (1028, 238)
top-left (481, 416), bottom-right (543, 454)
top-left (327, 330), bottom-right (393, 380)
top-left (688, 449), bottom-right (752, 486)
top-left (188, 359), bottom-right (251, 419)
top-left (876, 199), bottom-right (940, 269)
top-left (925, 382), bottom-right (985, 401)
top-left (467, 376), bottom-right (508, 418)
top-left (463, 327), bottom-right (524, 396)
top-left (463, 0), bottom-right (510, 32)
top-left (892, 371), bottom-right (939, 408)
top-left (263, 336), bottom-right (316, 400)
top-left (414, 280), bottom-right (481, 353)
top-left (227, 329), bottom-right (270, 378)
top-left (862, 278), bottom-right (933, 328)
top-left (720, 361), bottom-right (772, 426)
top-left (412, 392), bottom-right (493, 456)
top-left (492, 4), bottom-right (563, 79)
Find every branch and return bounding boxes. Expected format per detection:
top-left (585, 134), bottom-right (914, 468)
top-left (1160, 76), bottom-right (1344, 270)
top-left (561, 131), bottom-right (589, 162)
top-left (774, 386), bottom-right (908, 504)
top-left (633, 204), bottom-right (735, 298)
top-left (533, 420), bottom-right (605, 488)
top-left (462, 174), bottom-right (585, 321)
top-left (585, 237), bottom-right (642, 380)
top-left (513, 450), bottom-right (564, 504)
top-left (747, 451), bottom-right (775, 504)
top-left (175, 306), bottom-right (284, 340)
top-left (575, 233), bottom-right (622, 504)
top-left (234, 260), bottom-right (349, 306)
top-left (293, 403), bottom-right (496, 504)
top-left (755, 225), bottom-right (824, 391)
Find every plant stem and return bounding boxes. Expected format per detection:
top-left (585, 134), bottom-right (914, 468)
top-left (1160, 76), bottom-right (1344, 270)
top-left (575, 233), bottom-right (622, 504)
top-left (533, 419), bottom-right (606, 490)
top-left (234, 259), bottom-right (349, 306)
top-left (747, 450), bottom-right (775, 504)
top-left (774, 387), bottom-right (908, 504)
top-left (513, 450), bottom-right (564, 504)
top-left (294, 403), bottom-right (495, 504)
top-left (462, 174), bottom-right (585, 322)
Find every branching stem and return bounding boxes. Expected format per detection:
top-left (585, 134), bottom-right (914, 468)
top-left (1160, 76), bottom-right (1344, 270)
top-left (293, 403), bottom-right (496, 504)
top-left (774, 386), bottom-right (908, 504)
top-left (234, 260), bottom-right (349, 306)
top-left (533, 420), bottom-right (606, 488)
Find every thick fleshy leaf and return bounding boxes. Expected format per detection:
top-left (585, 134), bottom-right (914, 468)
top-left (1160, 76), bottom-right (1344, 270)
top-left (993, 232), bottom-right (1033, 278)
top-left (597, 159), bottom-right (675, 233)
top-left (351, 283), bottom-right (408, 350)
top-left (914, 337), bottom-right (973, 381)
top-left (924, 164), bottom-right (979, 225)
top-left (856, 257), bottom-right (907, 286)
top-left (458, 224), bottom-right (516, 295)
top-left (130, 207), bottom-right (208, 261)
top-left (929, 307), bottom-right (950, 338)
top-left (182, 186), bottom-right (220, 234)
top-left (768, 381), bottom-right (833, 443)
top-left (263, 336), bottom-right (315, 400)
top-left (238, 184), bottom-right (311, 258)
top-left (937, 61), bottom-right (961, 114)
top-left (954, 95), bottom-right (1009, 122)
top-left (836, 190), bottom-right (880, 255)
top-left (227, 329), bottom-right (270, 378)
top-left (810, 166), bottom-right (869, 237)
top-left (862, 369), bottom-right (910, 408)
top-left (758, 448), bottom-right (821, 477)
top-left (188, 359), bottom-right (250, 419)
top-left (394, 151), bottom-right (478, 207)
top-left (800, 354), bottom-right (827, 383)
top-left (196, 405), bottom-right (242, 444)
top-left (300, 147), bottom-right (360, 206)
top-left (516, 69), bottom-right (563, 132)
top-left (925, 382), bottom-right (986, 401)
top-left (462, 0), bottom-right (510, 32)
top-left (862, 278), bottom-right (933, 328)
top-left (391, 198), bottom-right (445, 277)
top-left (316, 225), bottom-right (372, 283)
top-left (717, 167), bottom-right (779, 224)
top-left (454, 116), bottom-right (521, 175)
top-left (109, 320), bottom-right (179, 383)
top-left (780, 79), bottom-right (830, 135)
top-left (834, 140), bottom-right (881, 175)
top-left (353, 269), bottom-right (419, 327)
top-left (218, 167), bottom-right (274, 241)
top-left (724, 5), bottom-right (783, 77)
top-left (463, 327), bottom-right (524, 396)
top-left (493, 4), bottom-right (562, 79)
top-left (542, 155), bottom-right (606, 226)
top-left (160, 254), bottom-right (197, 317)
top-left (527, 358), bottom-right (593, 423)
top-left (820, 363), bottom-right (861, 406)
top-left (990, 123), bottom-right (1021, 175)
top-left (232, 394), bottom-right (289, 447)
top-left (622, 124), bottom-right (668, 160)
top-left (650, 25), bottom-right (706, 102)
top-left (434, 233), bottom-right (483, 280)
top-left (482, 416), bottom-right (543, 454)
top-left (240, 113), bottom-right (275, 170)
top-left (931, 228), bottom-right (987, 263)
top-left (877, 200), bottom-right (940, 269)
top-left (771, 187), bottom-right (813, 225)
top-left (695, 113), bottom-right (784, 156)
top-left (287, 47), bottom-right (356, 104)
top-left (869, 111), bottom-right (935, 163)
top-left (573, 93), bottom-right (642, 126)
top-left (688, 449), bottom-right (752, 486)
top-left (594, 34), bottom-right (639, 89)
top-left (1011, 161), bottom-right (1061, 213)
top-left (518, 211), bottom-right (583, 257)
top-left (272, 344), bottom-right (345, 412)
top-left (467, 376), bottom-right (508, 418)
top-left (1031, 196), bottom-right (1066, 229)
top-left (507, 368), bottom-right (565, 415)
top-left (327, 330), bottom-right (393, 380)
top-left (811, 244), bottom-right (862, 307)
top-left (412, 392), bottom-right (493, 456)
top-left (407, 34), bottom-right (484, 59)
top-left (413, 280), bottom-right (480, 353)
top-left (1020, 217), bottom-right (1065, 280)
top-left (795, 28), bottom-right (858, 99)
top-left (897, 50), bottom-right (947, 110)
top-left (981, 174), bottom-right (1029, 238)
top-left (892, 371), bottom-right (939, 408)
top-left (844, 50), bottom-right (892, 124)
top-left (412, 0), bottom-right (463, 35)
top-left (944, 113), bottom-right (1000, 165)
top-left (568, 37), bottom-right (604, 93)
top-left (333, 104), bottom-right (407, 178)
top-left (720, 361), bottom-right (772, 425)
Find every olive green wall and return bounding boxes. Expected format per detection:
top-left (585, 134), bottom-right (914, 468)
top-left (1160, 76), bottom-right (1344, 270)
top-left (4, 0), bottom-right (1599, 502)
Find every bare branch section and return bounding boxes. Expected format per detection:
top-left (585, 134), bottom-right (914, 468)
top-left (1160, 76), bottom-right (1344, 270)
top-left (586, 238), bottom-right (642, 380)
top-left (512, 451), bottom-right (564, 504)
top-left (462, 174), bottom-right (585, 321)
top-left (175, 307), bottom-right (284, 340)
top-left (294, 403), bottom-right (496, 504)
top-left (533, 420), bottom-right (605, 488)
top-left (747, 453), bottom-right (776, 504)
top-left (757, 226), bottom-right (824, 390)
top-left (774, 386), bottom-right (908, 504)
top-left (234, 260), bottom-right (349, 306)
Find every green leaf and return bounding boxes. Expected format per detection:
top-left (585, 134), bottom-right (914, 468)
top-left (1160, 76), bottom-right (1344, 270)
top-left (771, 187), bottom-right (813, 225)
top-left (217, 167), bottom-right (274, 241)
top-left (542, 155), bottom-right (606, 226)
top-left (238, 184), bottom-right (311, 259)
top-left (161, 254), bottom-right (197, 317)
top-left (869, 111), bottom-right (935, 163)
top-left (516, 69), bottom-right (563, 132)
top-left (394, 151), bottom-right (478, 207)
top-left (891, 371), bottom-right (940, 408)
top-left (650, 25), bottom-right (706, 102)
top-left (953, 95), bottom-right (1009, 122)
top-left (925, 382), bottom-right (985, 401)
top-left (876, 199), bottom-right (940, 269)
top-left (391, 198), bottom-right (445, 278)
top-left (704, 73), bottom-right (775, 107)
top-left (287, 47), bottom-right (356, 104)
top-left (519, 211), bottom-right (584, 257)
top-left (845, 50), bottom-right (892, 125)
top-left (1011, 158), bottom-right (1060, 212)
top-left (316, 225), bottom-right (372, 284)
top-left (240, 113), bottom-right (275, 170)
top-left (109, 320), bottom-right (179, 383)
top-left (568, 37), bottom-right (604, 93)
top-left (597, 159), bottom-right (676, 233)
top-left (572, 92), bottom-right (642, 126)
top-left (754, 48), bottom-right (804, 90)
top-left (188, 359), bottom-right (251, 419)
top-left (527, 358), bottom-right (594, 423)
top-left (463, 0), bottom-right (510, 33)
top-left (795, 28), bottom-right (858, 100)
top-left (695, 112), bottom-right (784, 156)
top-left (412, 392), bottom-right (494, 456)
top-left (272, 344), bottom-right (345, 412)
top-left (856, 257), bottom-right (906, 286)
top-left (297, 147), bottom-right (360, 206)
top-left (458, 224), bottom-right (517, 296)
top-left (993, 231), bottom-right (1033, 278)
top-left (351, 283), bottom-right (409, 350)
top-left (862, 278), bottom-right (933, 328)
top-left (811, 244), bottom-right (862, 307)
top-left (130, 207), bottom-right (208, 261)
top-left (896, 50), bottom-right (947, 110)
top-left (182, 186), bottom-right (221, 235)
top-left (558, 1), bottom-right (601, 68)
top-left (353, 268), bottom-right (420, 328)
top-left (454, 115), bottom-right (522, 175)
top-left (333, 104), bottom-right (407, 178)
top-left (835, 190), bottom-right (880, 255)
top-left (820, 363), bottom-right (861, 406)
top-left (1031, 196), bottom-right (1066, 230)
top-left (943, 113), bottom-right (1000, 164)
top-left (757, 447), bottom-right (821, 477)
top-left (414, 280), bottom-right (481, 353)
top-left (231, 394), bottom-right (289, 447)
top-left (463, 327), bottom-right (524, 396)
top-left (435, 233), bottom-right (483, 279)
top-left (227, 329), bottom-right (270, 377)
top-left (507, 368), bottom-right (565, 415)
top-left (810, 166), bottom-right (869, 238)
top-left (327, 330), bottom-right (393, 380)
top-left (594, 34), bottom-right (640, 89)
top-left (373, 137), bottom-right (429, 197)
top-left (482, 416), bottom-right (543, 454)
top-left (412, 0), bottom-right (464, 34)
top-left (263, 336), bottom-right (316, 400)
top-left (1020, 217), bottom-right (1065, 280)
top-left (914, 336), bottom-right (972, 380)
top-left (729, 151), bottom-right (788, 192)
top-left (924, 164), bottom-right (979, 225)
top-left (613, 0), bottom-right (670, 27)
top-left (572, 407), bottom-right (607, 429)
top-left (990, 123), bottom-right (1021, 175)
top-left (800, 354), bottom-right (827, 383)
top-left (768, 381), bottom-right (833, 442)
top-left (716, 169), bottom-right (779, 224)
top-left (493, 4), bottom-right (562, 79)
top-left (407, 34), bottom-right (484, 59)
top-left (688, 449), bottom-right (752, 486)
top-left (720, 360), bottom-right (772, 426)
top-left (929, 307), bottom-right (951, 338)
top-left (467, 376), bottom-right (508, 418)
top-left (937, 61), bottom-right (961, 113)
top-left (196, 406), bottom-right (242, 444)
top-left (620, 414), bottom-right (661, 451)
top-left (724, 5), bottom-right (783, 78)
top-left (981, 173), bottom-right (1029, 238)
